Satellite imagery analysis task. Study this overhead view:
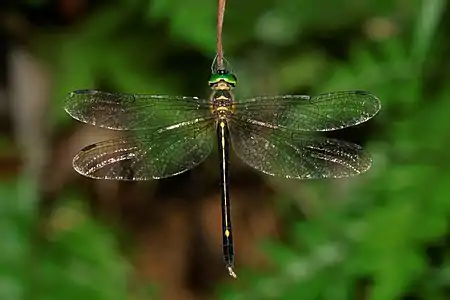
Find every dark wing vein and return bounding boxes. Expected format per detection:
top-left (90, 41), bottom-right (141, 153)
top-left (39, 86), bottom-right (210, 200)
top-left (65, 89), bottom-right (211, 130)
top-left (72, 117), bottom-right (215, 180)
top-left (234, 91), bottom-right (381, 132)
top-left (230, 116), bottom-right (372, 179)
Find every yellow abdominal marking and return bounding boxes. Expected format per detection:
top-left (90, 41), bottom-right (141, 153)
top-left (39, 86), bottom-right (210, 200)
top-left (220, 122), bottom-right (226, 147)
top-left (225, 229), bottom-right (230, 237)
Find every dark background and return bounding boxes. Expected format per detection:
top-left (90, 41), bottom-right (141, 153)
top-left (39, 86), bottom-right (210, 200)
top-left (1, 0), bottom-right (450, 299)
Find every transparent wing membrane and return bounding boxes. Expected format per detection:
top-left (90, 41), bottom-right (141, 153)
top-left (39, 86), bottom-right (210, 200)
top-left (65, 90), bottom-right (211, 130)
top-left (66, 88), bottom-right (380, 181)
top-left (230, 119), bottom-right (372, 179)
top-left (234, 91), bottom-right (380, 132)
top-left (72, 118), bottom-right (215, 180)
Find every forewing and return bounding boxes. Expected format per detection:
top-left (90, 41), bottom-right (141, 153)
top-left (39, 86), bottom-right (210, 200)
top-left (234, 91), bottom-right (381, 132)
top-left (72, 118), bottom-right (215, 180)
top-left (64, 90), bottom-right (211, 130)
top-left (230, 119), bottom-right (372, 179)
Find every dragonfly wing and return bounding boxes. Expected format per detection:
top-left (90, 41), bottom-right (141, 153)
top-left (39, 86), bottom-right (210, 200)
top-left (234, 91), bottom-right (381, 132)
top-left (230, 118), bottom-right (372, 179)
top-left (72, 118), bottom-right (215, 180)
top-left (65, 90), bottom-right (211, 130)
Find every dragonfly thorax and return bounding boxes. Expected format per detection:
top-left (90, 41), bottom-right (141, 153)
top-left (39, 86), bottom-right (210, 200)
top-left (210, 85), bottom-right (235, 120)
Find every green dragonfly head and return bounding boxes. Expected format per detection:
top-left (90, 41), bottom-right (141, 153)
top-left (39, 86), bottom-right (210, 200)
top-left (208, 69), bottom-right (238, 88)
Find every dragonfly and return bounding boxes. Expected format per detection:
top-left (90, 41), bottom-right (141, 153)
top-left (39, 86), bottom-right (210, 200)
top-left (64, 61), bottom-right (381, 278)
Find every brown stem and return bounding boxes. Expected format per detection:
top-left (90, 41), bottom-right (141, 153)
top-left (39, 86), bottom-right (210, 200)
top-left (216, 0), bottom-right (226, 70)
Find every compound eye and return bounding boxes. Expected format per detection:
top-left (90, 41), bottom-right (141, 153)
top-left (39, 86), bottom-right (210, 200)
top-left (208, 73), bottom-right (221, 86)
top-left (227, 74), bottom-right (237, 86)
top-left (208, 71), bottom-right (237, 87)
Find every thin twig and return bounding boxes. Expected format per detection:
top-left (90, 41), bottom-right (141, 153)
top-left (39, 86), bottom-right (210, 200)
top-left (216, 0), bottom-right (226, 70)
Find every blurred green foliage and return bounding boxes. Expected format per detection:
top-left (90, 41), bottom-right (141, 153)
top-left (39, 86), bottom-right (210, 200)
top-left (1, 179), bottom-right (156, 300)
top-left (2, 0), bottom-right (450, 299)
